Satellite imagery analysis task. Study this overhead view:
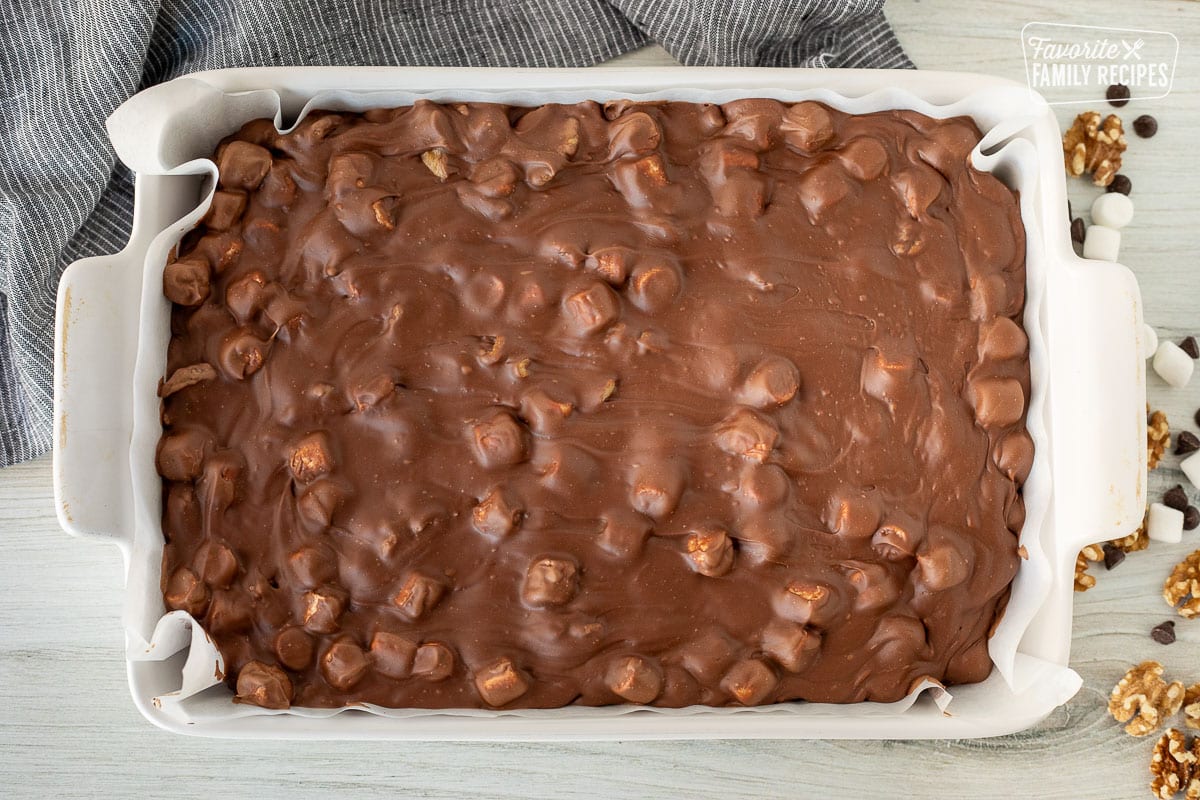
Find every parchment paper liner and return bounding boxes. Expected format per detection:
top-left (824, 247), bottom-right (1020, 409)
top-left (114, 79), bottom-right (1078, 726)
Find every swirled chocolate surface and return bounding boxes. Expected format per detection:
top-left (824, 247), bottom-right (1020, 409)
top-left (157, 99), bottom-right (1031, 710)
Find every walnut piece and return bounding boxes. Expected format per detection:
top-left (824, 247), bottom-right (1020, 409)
top-left (158, 363), bottom-right (218, 398)
top-left (1150, 409), bottom-right (1171, 470)
top-left (288, 432), bottom-right (332, 484)
top-left (371, 197), bottom-right (398, 230)
top-left (1150, 729), bottom-right (1197, 800)
top-left (1109, 661), bottom-right (1187, 737)
top-left (1164, 549), bottom-right (1200, 619)
top-left (1186, 684), bottom-right (1200, 731)
top-left (478, 334), bottom-right (506, 366)
top-left (1112, 513), bottom-right (1151, 554)
top-left (422, 149), bottom-right (449, 180)
top-left (1074, 550), bottom-right (1097, 592)
top-left (1062, 111), bottom-right (1127, 187)
top-left (1075, 542), bottom-right (1109, 592)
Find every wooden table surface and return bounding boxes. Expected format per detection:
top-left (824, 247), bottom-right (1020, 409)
top-left (3, 2), bottom-right (1198, 797)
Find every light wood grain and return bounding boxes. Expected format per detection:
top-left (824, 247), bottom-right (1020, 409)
top-left (3, 2), bottom-right (1199, 798)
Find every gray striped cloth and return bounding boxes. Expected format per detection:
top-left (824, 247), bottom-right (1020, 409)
top-left (0, 0), bottom-right (910, 466)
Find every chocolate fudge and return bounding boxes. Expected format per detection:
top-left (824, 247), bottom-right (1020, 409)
top-left (156, 98), bottom-right (1032, 710)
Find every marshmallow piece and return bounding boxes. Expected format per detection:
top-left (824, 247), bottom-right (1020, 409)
top-left (1153, 341), bottom-right (1195, 388)
top-left (1141, 324), bottom-right (1159, 360)
top-left (1083, 224), bottom-right (1121, 261)
top-left (1148, 502), bottom-right (1184, 544)
top-left (1090, 192), bottom-right (1134, 229)
top-left (1182, 452), bottom-right (1200, 491)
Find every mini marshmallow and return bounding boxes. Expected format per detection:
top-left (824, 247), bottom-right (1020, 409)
top-left (1090, 192), bottom-right (1134, 229)
top-left (1141, 324), bottom-right (1159, 360)
top-left (1153, 341), bottom-right (1195, 388)
top-left (1182, 451), bottom-right (1200, 492)
top-left (1148, 502), bottom-right (1184, 544)
top-left (1083, 224), bottom-right (1121, 261)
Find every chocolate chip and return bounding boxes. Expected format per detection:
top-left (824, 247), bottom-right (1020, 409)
top-left (1106, 174), bottom-right (1132, 195)
top-left (1181, 336), bottom-right (1199, 358)
top-left (1070, 218), bottom-right (1085, 244)
top-left (275, 627), bottom-right (315, 670)
top-left (1185, 506), bottom-right (1200, 531)
top-left (1164, 484), bottom-right (1189, 511)
top-left (1175, 430), bottom-right (1200, 456)
top-left (1102, 543), bottom-right (1125, 571)
top-left (1106, 84), bottom-right (1131, 107)
top-left (1195, 407), bottom-right (1200, 429)
top-left (1150, 620), bottom-right (1176, 645)
top-left (1133, 114), bottom-right (1158, 138)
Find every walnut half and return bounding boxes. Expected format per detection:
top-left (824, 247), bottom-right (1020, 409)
top-left (1109, 661), bottom-right (1187, 737)
top-left (1063, 111), bottom-right (1127, 187)
top-left (1164, 549), bottom-right (1200, 619)
top-left (1149, 728), bottom-right (1199, 800)
top-left (1185, 684), bottom-right (1200, 732)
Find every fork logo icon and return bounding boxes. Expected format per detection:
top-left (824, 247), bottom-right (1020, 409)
top-left (1121, 39), bottom-right (1145, 60)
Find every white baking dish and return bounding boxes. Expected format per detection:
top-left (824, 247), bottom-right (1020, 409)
top-left (52, 66), bottom-right (1146, 739)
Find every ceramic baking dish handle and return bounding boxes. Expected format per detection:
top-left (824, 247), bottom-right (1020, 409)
top-left (1050, 256), bottom-right (1147, 552)
top-left (52, 247), bottom-right (144, 547)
